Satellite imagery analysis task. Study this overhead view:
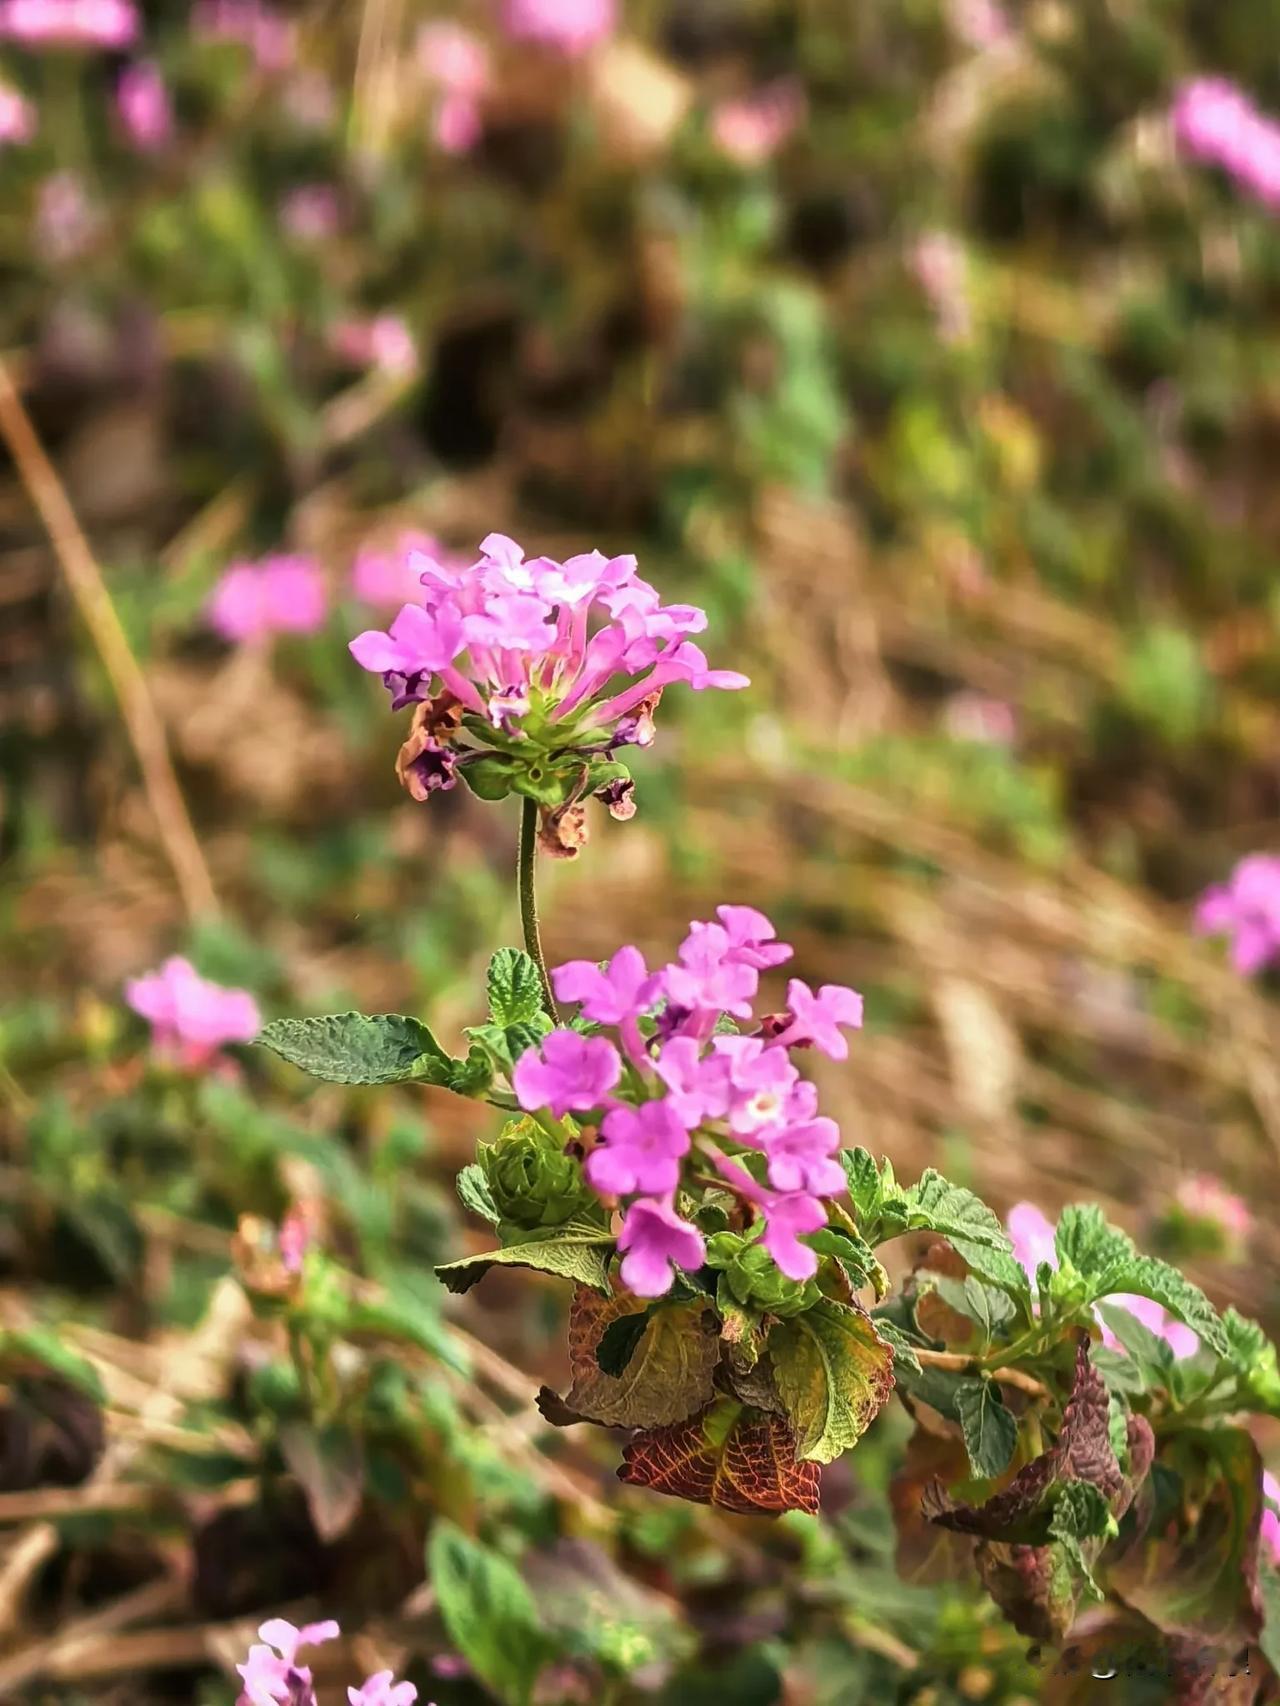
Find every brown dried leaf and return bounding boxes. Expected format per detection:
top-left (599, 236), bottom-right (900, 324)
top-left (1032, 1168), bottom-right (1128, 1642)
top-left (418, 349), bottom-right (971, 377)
top-left (542, 1286), bottom-right (720, 1429)
top-left (619, 1401), bottom-right (821, 1516)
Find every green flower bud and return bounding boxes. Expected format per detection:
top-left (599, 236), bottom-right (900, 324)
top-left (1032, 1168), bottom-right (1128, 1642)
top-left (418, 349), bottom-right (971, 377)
top-left (709, 1235), bottom-right (820, 1319)
top-left (478, 1116), bottom-right (590, 1231)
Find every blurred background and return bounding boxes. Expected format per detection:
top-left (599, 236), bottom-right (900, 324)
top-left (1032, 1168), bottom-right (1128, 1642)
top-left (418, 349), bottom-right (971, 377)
top-left (2, 0), bottom-right (1280, 1701)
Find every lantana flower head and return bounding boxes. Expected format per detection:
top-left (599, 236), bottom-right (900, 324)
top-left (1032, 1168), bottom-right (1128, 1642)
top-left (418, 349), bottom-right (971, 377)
top-left (1194, 853), bottom-right (1280, 975)
top-left (208, 554), bottom-right (328, 643)
top-left (349, 534), bottom-right (748, 852)
top-left (126, 957), bottom-right (261, 1071)
top-left (1174, 1174), bottom-right (1251, 1244)
top-left (510, 905), bottom-right (862, 1299)
top-left (235, 1617), bottom-right (338, 1706)
top-left (0, 0), bottom-right (137, 46)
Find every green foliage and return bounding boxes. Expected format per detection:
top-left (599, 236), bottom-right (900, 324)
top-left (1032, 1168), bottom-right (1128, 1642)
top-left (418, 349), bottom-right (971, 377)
top-left (954, 1378), bottom-right (1019, 1479)
top-left (258, 1012), bottom-right (452, 1086)
top-left (428, 1521), bottom-right (551, 1706)
top-left (769, 1300), bottom-right (895, 1465)
top-left (476, 1116), bottom-right (592, 1233)
top-left (487, 948), bottom-right (547, 1029)
top-left (434, 1217), bottom-right (614, 1295)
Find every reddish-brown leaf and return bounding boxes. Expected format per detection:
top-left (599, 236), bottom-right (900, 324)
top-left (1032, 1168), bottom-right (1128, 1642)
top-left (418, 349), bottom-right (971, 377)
top-left (539, 1285), bottom-right (720, 1430)
top-left (618, 1400), bottom-right (821, 1516)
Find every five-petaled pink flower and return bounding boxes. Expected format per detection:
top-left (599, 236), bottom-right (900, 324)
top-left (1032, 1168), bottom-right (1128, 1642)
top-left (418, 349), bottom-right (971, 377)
top-left (208, 555), bottom-right (328, 644)
top-left (125, 957), bottom-right (261, 1070)
top-left (771, 980), bottom-right (864, 1060)
top-left (588, 1099), bottom-right (690, 1196)
top-left (512, 1030), bottom-right (621, 1118)
top-left (617, 1195), bottom-right (706, 1297)
top-left (552, 946), bottom-right (658, 1026)
top-left (1194, 853), bottom-right (1280, 975)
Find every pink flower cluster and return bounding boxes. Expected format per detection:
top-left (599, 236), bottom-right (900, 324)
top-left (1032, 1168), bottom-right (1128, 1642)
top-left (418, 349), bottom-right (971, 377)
top-left (349, 531), bottom-right (747, 759)
top-left (236, 1619), bottom-right (420, 1706)
top-left (0, 80), bottom-right (35, 143)
top-left (1173, 78), bottom-right (1280, 211)
top-left (418, 21), bottom-right (489, 154)
top-left (501, 0), bottom-right (614, 57)
top-left (1194, 853), bottom-right (1280, 976)
top-left (710, 81), bottom-right (806, 166)
top-left (352, 534), bottom-right (468, 609)
top-left (511, 907), bottom-right (863, 1298)
top-left (1174, 1174), bottom-right (1251, 1243)
top-left (208, 554), bottom-right (328, 644)
top-left (330, 315), bottom-right (417, 377)
top-left (194, 0), bottom-right (294, 71)
top-left (125, 956), bottom-right (261, 1071)
top-left (1006, 1203), bottom-right (1199, 1358)
top-left (0, 0), bottom-right (136, 46)
top-left (116, 60), bottom-right (172, 151)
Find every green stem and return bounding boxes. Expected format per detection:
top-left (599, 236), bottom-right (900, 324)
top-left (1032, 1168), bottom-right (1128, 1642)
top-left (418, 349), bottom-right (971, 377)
top-left (518, 797), bottom-right (559, 1023)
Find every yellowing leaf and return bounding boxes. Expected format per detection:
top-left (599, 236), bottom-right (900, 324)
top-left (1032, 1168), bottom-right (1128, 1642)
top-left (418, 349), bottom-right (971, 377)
top-left (768, 1299), bottom-right (895, 1465)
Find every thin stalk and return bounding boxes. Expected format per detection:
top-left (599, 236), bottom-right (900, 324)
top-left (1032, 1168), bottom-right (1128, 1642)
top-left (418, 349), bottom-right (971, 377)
top-left (518, 797), bottom-right (559, 1023)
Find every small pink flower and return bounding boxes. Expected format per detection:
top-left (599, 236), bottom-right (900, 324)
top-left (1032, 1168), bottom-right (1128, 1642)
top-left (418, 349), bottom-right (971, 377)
top-left (711, 1151), bottom-right (826, 1282)
top-left (757, 1114), bottom-right (844, 1197)
top-left (501, 0), bottom-right (614, 57)
top-left (1173, 78), bottom-right (1280, 210)
top-left (944, 693), bottom-right (1016, 745)
top-left (710, 81), bottom-right (805, 165)
top-left (352, 535), bottom-right (456, 609)
top-left (208, 555), bottom-right (328, 643)
top-left (714, 904), bottom-right (793, 970)
top-left (617, 1195), bottom-right (706, 1297)
top-left (348, 1670), bottom-right (418, 1706)
top-left (116, 60), bottom-right (172, 151)
top-left (552, 945), bottom-right (659, 1026)
top-left (419, 20), bottom-right (489, 154)
top-left (330, 315), bottom-right (417, 377)
top-left (771, 979), bottom-right (864, 1060)
top-left (125, 957), bottom-right (261, 1070)
top-left (236, 1618), bottom-right (339, 1706)
top-left (280, 183), bottom-right (341, 243)
top-left (512, 1030), bottom-right (622, 1118)
top-left (1194, 853), bottom-right (1280, 975)
top-left (662, 922), bottom-right (760, 1020)
top-left (195, 0), bottom-right (294, 71)
top-left (0, 80), bottom-right (35, 143)
top-left (712, 1036), bottom-right (799, 1135)
top-left (587, 1098), bottom-right (690, 1196)
top-left (653, 1036), bottom-right (732, 1126)
top-left (0, 0), bottom-right (137, 47)
top-left (1174, 1174), bottom-right (1251, 1242)
top-left (1102, 1294), bottom-right (1199, 1361)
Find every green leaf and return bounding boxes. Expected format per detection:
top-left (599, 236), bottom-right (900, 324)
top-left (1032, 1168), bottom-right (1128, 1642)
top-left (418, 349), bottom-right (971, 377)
top-left (597, 1309), bottom-right (653, 1379)
top-left (868, 1316), bottom-right (923, 1375)
top-left (487, 948), bottom-right (546, 1028)
top-left (806, 1224), bottom-right (883, 1292)
top-left (768, 1299), bottom-right (895, 1464)
top-left (1260, 1562), bottom-right (1280, 1677)
top-left (904, 1171), bottom-right (1028, 1295)
top-left (279, 1422), bottom-right (365, 1542)
top-left (456, 1164), bottom-right (502, 1227)
top-left (1054, 1204), bottom-right (1134, 1280)
top-left (435, 1218), bottom-right (614, 1295)
top-left (258, 1012), bottom-right (450, 1086)
top-left (428, 1520), bottom-right (550, 1706)
top-left (2, 1327), bottom-right (104, 1401)
top-left (841, 1147), bottom-right (883, 1223)
top-left (1222, 1309), bottom-right (1280, 1415)
top-left (1091, 1254), bottom-right (1227, 1358)
top-left (465, 1018), bottom-right (551, 1075)
top-left (932, 1275), bottom-right (1016, 1346)
top-left (1048, 1479), bottom-right (1113, 1602)
top-left (448, 1046), bottom-right (494, 1098)
top-left (1094, 1301), bottom-right (1175, 1386)
top-left (954, 1377), bottom-right (1019, 1479)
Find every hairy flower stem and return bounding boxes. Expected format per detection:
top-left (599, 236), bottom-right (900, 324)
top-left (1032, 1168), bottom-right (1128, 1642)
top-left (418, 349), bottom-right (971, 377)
top-left (519, 797), bottom-right (559, 1023)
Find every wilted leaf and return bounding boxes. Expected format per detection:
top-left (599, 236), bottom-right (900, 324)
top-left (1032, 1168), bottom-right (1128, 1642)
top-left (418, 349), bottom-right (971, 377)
top-left (768, 1299), bottom-right (894, 1464)
top-left (259, 1012), bottom-right (450, 1086)
top-left (435, 1219), bottom-right (614, 1295)
top-left (428, 1520), bottom-right (550, 1706)
top-left (619, 1400), bottom-right (821, 1515)
top-left (539, 1286), bottom-right (719, 1429)
top-left (279, 1422), bottom-right (365, 1542)
top-left (954, 1377), bottom-right (1018, 1479)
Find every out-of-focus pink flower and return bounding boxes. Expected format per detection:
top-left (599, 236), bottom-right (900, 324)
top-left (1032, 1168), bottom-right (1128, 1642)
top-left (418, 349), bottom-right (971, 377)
top-left (1194, 853), bottom-right (1280, 975)
top-left (352, 535), bottom-right (463, 609)
top-left (277, 1207), bottom-right (312, 1275)
top-left (947, 0), bottom-right (1009, 50)
top-left (1173, 78), bottom-right (1280, 210)
top-left (208, 555), bottom-right (328, 643)
top-left (710, 81), bottom-right (805, 165)
top-left (910, 230), bottom-right (972, 344)
top-left (116, 60), bottom-right (172, 152)
top-left (617, 1194), bottom-right (706, 1297)
top-left (280, 183), bottom-right (341, 242)
top-left (126, 957), bottom-right (261, 1071)
top-left (1102, 1294), bottom-right (1200, 1361)
top-left (0, 0), bottom-right (136, 47)
top-left (0, 80), bottom-right (35, 143)
top-left (1007, 1201), bottom-right (1057, 1282)
top-left (944, 693), bottom-right (1017, 745)
top-left (1263, 1471), bottom-right (1280, 1567)
top-left (236, 1618), bottom-right (340, 1706)
top-left (330, 315), bottom-right (417, 377)
top-left (501, 0), bottom-right (614, 57)
top-left (35, 171), bottom-right (96, 262)
top-left (1175, 1174), bottom-right (1252, 1244)
top-left (419, 20), bottom-right (489, 153)
top-left (283, 68), bottom-right (336, 130)
top-left (194, 0), bottom-right (295, 71)
top-left (348, 1672), bottom-right (418, 1706)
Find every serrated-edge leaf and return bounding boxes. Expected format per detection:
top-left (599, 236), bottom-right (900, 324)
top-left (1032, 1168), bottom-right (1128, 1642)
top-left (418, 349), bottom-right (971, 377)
top-left (258, 1012), bottom-right (449, 1086)
top-left (428, 1519), bottom-right (547, 1706)
top-left (869, 1317), bottom-right (923, 1375)
top-left (456, 1164), bottom-right (502, 1227)
top-left (1091, 1254), bottom-right (1228, 1358)
top-left (769, 1299), bottom-right (895, 1464)
top-left (487, 947), bottom-right (546, 1028)
top-left (435, 1219), bottom-right (614, 1295)
top-left (955, 1377), bottom-right (1019, 1479)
